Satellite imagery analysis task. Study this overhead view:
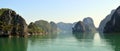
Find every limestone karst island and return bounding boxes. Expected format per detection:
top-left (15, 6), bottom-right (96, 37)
top-left (0, 0), bottom-right (120, 51)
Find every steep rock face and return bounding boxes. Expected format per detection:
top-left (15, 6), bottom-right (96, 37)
top-left (72, 17), bottom-right (96, 33)
top-left (33, 20), bottom-right (58, 34)
top-left (83, 17), bottom-right (96, 33)
top-left (72, 21), bottom-right (85, 33)
top-left (0, 9), bottom-right (27, 36)
top-left (28, 22), bottom-right (43, 35)
top-left (34, 20), bottom-right (51, 34)
top-left (50, 21), bottom-right (57, 33)
top-left (98, 10), bottom-right (115, 33)
top-left (57, 22), bottom-right (73, 32)
top-left (103, 6), bottom-right (120, 33)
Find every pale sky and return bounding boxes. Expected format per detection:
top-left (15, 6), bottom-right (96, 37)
top-left (0, 0), bottom-right (120, 27)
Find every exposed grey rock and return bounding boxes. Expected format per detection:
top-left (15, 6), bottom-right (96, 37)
top-left (57, 22), bottom-right (73, 32)
top-left (98, 10), bottom-right (115, 33)
top-left (28, 22), bottom-right (43, 35)
top-left (50, 21), bottom-right (57, 33)
top-left (103, 6), bottom-right (120, 33)
top-left (0, 9), bottom-right (28, 36)
top-left (34, 20), bottom-right (51, 33)
top-left (72, 17), bottom-right (96, 33)
top-left (83, 17), bottom-right (96, 33)
top-left (72, 21), bottom-right (86, 33)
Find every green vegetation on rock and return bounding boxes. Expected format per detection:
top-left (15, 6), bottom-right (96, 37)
top-left (35, 20), bottom-right (52, 34)
top-left (0, 8), bottom-right (10, 16)
top-left (0, 8), bottom-right (28, 37)
top-left (28, 22), bottom-right (44, 35)
top-left (50, 21), bottom-right (57, 33)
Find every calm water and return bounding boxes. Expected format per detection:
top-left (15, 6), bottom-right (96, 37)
top-left (0, 32), bottom-right (120, 51)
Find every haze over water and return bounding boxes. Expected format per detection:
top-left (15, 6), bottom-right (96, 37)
top-left (0, 32), bottom-right (119, 51)
top-left (0, 0), bottom-right (120, 51)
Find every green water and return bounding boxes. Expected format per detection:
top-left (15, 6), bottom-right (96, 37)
top-left (0, 32), bottom-right (120, 51)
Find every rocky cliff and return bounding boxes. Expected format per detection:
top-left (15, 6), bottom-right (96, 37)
top-left (50, 21), bottom-right (57, 33)
top-left (29, 20), bottom-right (58, 35)
top-left (103, 6), bottom-right (120, 33)
top-left (99, 6), bottom-right (120, 33)
top-left (0, 8), bottom-right (28, 36)
top-left (28, 22), bottom-right (43, 35)
top-left (72, 21), bottom-right (85, 33)
top-left (83, 17), bottom-right (96, 33)
top-left (57, 22), bottom-right (73, 32)
top-left (98, 10), bottom-right (115, 33)
top-left (72, 17), bottom-right (96, 33)
top-left (34, 20), bottom-right (51, 34)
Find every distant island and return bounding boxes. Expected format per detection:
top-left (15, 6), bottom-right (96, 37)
top-left (0, 6), bottom-right (120, 37)
top-left (72, 17), bottom-right (97, 34)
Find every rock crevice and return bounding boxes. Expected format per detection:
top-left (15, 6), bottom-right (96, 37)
top-left (0, 9), bottom-right (28, 36)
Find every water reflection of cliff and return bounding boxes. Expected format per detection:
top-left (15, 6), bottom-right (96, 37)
top-left (0, 37), bottom-right (28, 51)
top-left (101, 34), bottom-right (120, 51)
top-left (73, 33), bottom-right (95, 40)
top-left (72, 33), bottom-right (95, 47)
top-left (28, 33), bottom-right (58, 46)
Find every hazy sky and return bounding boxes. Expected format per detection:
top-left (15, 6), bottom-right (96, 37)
top-left (0, 0), bottom-right (120, 27)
